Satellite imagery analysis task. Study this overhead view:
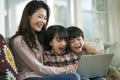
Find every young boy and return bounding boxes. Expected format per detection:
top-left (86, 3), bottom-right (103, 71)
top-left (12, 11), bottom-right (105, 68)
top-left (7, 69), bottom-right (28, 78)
top-left (66, 26), bottom-right (106, 80)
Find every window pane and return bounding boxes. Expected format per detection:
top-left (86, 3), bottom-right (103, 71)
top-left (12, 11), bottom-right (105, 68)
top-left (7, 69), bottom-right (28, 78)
top-left (81, 0), bottom-right (92, 11)
top-left (94, 13), bottom-right (109, 41)
top-left (82, 12), bottom-right (93, 38)
top-left (81, 0), bottom-right (109, 42)
top-left (93, 0), bottom-right (107, 11)
top-left (47, 0), bottom-right (74, 27)
top-left (54, 0), bottom-right (68, 26)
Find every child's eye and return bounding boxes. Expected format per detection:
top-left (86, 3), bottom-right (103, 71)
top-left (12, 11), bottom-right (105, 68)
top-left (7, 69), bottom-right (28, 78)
top-left (77, 37), bottom-right (82, 41)
top-left (70, 40), bottom-right (74, 43)
top-left (64, 39), bottom-right (67, 42)
top-left (62, 39), bottom-right (67, 43)
top-left (78, 38), bottom-right (81, 41)
top-left (57, 39), bottom-right (61, 42)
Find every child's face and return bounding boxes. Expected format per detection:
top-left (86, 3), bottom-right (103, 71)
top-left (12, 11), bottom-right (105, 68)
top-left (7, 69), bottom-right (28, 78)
top-left (70, 36), bottom-right (84, 54)
top-left (50, 34), bottom-right (67, 55)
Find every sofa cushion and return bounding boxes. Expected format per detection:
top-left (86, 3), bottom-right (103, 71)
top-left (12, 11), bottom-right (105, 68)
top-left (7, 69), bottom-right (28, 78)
top-left (85, 38), bottom-right (104, 52)
top-left (0, 34), bottom-right (18, 80)
top-left (104, 42), bottom-right (120, 67)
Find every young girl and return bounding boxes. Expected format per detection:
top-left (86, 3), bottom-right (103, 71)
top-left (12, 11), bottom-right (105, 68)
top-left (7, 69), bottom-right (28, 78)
top-left (67, 26), bottom-right (106, 80)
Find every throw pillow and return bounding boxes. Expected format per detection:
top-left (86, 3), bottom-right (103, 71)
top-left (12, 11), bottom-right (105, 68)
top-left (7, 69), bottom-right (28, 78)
top-left (85, 38), bottom-right (104, 53)
top-left (104, 42), bottom-right (120, 67)
top-left (0, 34), bottom-right (18, 80)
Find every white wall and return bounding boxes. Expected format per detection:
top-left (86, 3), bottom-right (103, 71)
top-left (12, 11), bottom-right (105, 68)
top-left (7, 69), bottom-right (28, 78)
top-left (6, 0), bottom-right (30, 37)
top-left (0, 0), bottom-right (5, 37)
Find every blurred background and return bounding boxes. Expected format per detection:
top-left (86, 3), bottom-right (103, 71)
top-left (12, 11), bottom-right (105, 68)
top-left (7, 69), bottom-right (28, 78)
top-left (0, 0), bottom-right (120, 43)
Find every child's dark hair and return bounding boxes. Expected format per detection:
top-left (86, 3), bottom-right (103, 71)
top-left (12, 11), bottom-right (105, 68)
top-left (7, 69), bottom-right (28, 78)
top-left (67, 26), bottom-right (84, 41)
top-left (44, 25), bottom-right (69, 51)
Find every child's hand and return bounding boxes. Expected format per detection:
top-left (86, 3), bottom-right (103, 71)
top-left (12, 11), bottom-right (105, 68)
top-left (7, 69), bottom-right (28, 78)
top-left (83, 44), bottom-right (100, 54)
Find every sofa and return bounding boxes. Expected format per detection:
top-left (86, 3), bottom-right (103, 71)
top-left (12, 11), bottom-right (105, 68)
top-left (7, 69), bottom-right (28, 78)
top-left (0, 34), bottom-right (120, 80)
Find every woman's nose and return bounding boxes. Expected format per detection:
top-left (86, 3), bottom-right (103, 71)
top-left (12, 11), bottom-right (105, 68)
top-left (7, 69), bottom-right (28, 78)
top-left (39, 18), bottom-right (46, 24)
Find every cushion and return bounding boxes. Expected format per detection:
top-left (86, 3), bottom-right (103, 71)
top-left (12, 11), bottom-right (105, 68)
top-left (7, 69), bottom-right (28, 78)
top-left (0, 34), bottom-right (18, 80)
top-left (103, 42), bottom-right (112, 49)
top-left (85, 38), bottom-right (104, 52)
top-left (104, 42), bottom-right (120, 67)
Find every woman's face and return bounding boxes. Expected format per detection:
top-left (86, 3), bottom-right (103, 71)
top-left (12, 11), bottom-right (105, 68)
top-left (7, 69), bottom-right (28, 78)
top-left (29, 8), bottom-right (47, 32)
top-left (70, 36), bottom-right (84, 54)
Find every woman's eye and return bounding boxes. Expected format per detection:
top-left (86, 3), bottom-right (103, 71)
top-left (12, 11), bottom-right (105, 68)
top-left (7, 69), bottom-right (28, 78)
top-left (38, 16), bottom-right (42, 18)
top-left (44, 17), bottom-right (47, 20)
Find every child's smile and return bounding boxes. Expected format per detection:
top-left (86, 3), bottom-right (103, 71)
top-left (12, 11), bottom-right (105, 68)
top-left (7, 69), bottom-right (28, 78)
top-left (70, 37), bottom-right (84, 54)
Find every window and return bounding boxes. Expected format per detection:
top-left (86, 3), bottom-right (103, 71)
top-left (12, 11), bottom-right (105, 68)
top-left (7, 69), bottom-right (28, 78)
top-left (81, 0), bottom-right (109, 42)
top-left (46, 0), bottom-right (118, 42)
top-left (47, 0), bottom-right (74, 27)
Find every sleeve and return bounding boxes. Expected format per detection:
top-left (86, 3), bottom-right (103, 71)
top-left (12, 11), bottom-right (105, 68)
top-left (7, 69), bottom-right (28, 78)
top-left (13, 36), bottom-right (71, 75)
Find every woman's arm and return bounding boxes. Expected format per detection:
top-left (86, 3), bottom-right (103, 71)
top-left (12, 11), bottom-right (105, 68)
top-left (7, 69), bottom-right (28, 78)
top-left (13, 36), bottom-right (74, 75)
top-left (83, 44), bottom-right (100, 54)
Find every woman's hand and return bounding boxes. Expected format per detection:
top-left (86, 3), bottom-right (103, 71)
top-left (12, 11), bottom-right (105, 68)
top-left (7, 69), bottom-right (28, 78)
top-left (83, 44), bottom-right (100, 54)
top-left (65, 65), bottom-right (77, 73)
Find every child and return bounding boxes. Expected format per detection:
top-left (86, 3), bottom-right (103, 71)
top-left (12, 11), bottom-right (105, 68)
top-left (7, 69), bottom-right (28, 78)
top-left (66, 26), bottom-right (106, 80)
top-left (43, 24), bottom-right (99, 73)
top-left (43, 25), bottom-right (79, 69)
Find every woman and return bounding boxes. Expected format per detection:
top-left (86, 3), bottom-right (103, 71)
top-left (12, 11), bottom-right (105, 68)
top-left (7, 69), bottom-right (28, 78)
top-left (9, 1), bottom-right (80, 80)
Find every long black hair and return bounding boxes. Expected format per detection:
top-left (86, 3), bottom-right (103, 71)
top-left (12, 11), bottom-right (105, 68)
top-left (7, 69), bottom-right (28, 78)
top-left (9, 1), bottom-right (50, 51)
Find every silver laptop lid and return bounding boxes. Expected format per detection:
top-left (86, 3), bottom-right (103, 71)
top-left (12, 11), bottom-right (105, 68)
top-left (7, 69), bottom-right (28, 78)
top-left (77, 53), bottom-right (114, 78)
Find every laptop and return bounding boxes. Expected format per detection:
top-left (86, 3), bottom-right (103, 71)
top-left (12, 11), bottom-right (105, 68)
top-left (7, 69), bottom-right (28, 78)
top-left (76, 53), bottom-right (114, 78)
